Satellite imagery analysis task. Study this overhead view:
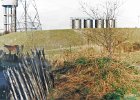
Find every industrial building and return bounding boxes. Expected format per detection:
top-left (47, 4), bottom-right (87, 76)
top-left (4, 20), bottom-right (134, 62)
top-left (71, 18), bottom-right (116, 29)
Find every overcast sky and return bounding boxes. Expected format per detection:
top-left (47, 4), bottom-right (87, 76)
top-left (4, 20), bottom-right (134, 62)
top-left (0, 0), bottom-right (140, 30)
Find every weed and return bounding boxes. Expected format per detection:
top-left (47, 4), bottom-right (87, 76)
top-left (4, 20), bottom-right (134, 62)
top-left (101, 69), bottom-right (108, 80)
top-left (82, 87), bottom-right (90, 95)
top-left (103, 88), bottom-right (126, 100)
top-left (112, 69), bottom-right (121, 78)
top-left (131, 88), bottom-right (138, 94)
top-left (128, 66), bottom-right (135, 69)
top-left (115, 87), bottom-right (126, 97)
top-left (75, 57), bottom-right (88, 65)
top-left (103, 92), bottom-right (121, 100)
top-left (95, 57), bottom-right (112, 68)
top-left (124, 96), bottom-right (137, 100)
top-left (64, 61), bottom-right (72, 66)
top-left (134, 70), bottom-right (139, 75)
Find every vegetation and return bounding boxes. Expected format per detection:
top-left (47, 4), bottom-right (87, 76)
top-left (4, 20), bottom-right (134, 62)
top-left (0, 29), bottom-right (86, 52)
top-left (49, 49), bottom-right (140, 100)
top-left (0, 0), bottom-right (140, 99)
top-left (0, 28), bottom-right (140, 55)
top-left (1, 28), bottom-right (140, 99)
top-left (80, 0), bottom-right (123, 57)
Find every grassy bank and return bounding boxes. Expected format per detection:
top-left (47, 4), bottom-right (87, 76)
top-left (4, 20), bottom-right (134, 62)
top-left (0, 29), bottom-right (86, 52)
top-left (1, 28), bottom-right (140, 57)
top-left (49, 49), bottom-right (140, 100)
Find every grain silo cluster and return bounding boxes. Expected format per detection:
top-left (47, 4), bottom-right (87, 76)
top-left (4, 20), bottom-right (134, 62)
top-left (71, 18), bottom-right (116, 29)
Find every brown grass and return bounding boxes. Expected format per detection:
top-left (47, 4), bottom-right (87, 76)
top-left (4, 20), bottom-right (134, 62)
top-left (49, 49), bottom-right (140, 100)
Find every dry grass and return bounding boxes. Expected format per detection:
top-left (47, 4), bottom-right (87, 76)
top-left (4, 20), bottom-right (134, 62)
top-left (0, 29), bottom-right (86, 53)
top-left (1, 28), bottom-right (140, 99)
top-left (1, 28), bottom-right (140, 56)
top-left (49, 49), bottom-right (140, 100)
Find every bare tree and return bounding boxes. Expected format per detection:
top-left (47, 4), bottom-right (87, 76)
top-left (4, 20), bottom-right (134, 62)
top-left (80, 0), bottom-right (121, 19)
top-left (80, 0), bottom-right (126, 57)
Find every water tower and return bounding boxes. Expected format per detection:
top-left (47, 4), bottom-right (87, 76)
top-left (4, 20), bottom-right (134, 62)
top-left (2, 0), bottom-right (18, 33)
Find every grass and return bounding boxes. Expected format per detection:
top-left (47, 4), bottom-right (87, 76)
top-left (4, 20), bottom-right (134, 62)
top-left (1, 28), bottom-right (140, 61)
top-left (48, 49), bottom-right (140, 100)
top-left (83, 28), bottom-right (140, 43)
top-left (0, 29), bottom-right (86, 52)
top-left (0, 28), bottom-right (140, 52)
top-left (1, 28), bottom-right (140, 99)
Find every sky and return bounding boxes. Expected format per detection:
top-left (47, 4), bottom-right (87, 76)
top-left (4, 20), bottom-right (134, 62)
top-left (0, 0), bottom-right (140, 30)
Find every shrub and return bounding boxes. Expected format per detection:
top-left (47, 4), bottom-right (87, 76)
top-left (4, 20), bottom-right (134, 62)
top-left (131, 88), bottom-right (138, 94)
top-left (95, 57), bottom-right (112, 68)
top-left (103, 87), bottom-right (126, 100)
top-left (75, 57), bottom-right (88, 65)
top-left (115, 88), bottom-right (126, 97)
top-left (101, 69), bottom-right (108, 80)
top-left (103, 92), bottom-right (121, 100)
top-left (82, 87), bottom-right (90, 95)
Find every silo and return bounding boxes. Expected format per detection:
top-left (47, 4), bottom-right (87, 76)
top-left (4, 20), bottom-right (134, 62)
top-left (74, 19), bottom-right (82, 29)
top-left (112, 19), bottom-right (116, 28)
top-left (89, 19), bottom-right (93, 28)
top-left (2, 0), bottom-right (18, 33)
top-left (71, 19), bottom-right (75, 29)
top-left (95, 19), bottom-right (104, 28)
top-left (106, 19), bottom-right (116, 28)
top-left (106, 19), bottom-right (110, 28)
top-left (84, 19), bottom-right (93, 28)
top-left (84, 19), bottom-right (87, 28)
top-left (86, 19), bottom-right (93, 28)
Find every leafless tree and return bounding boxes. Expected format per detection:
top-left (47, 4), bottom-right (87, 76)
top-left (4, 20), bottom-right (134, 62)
top-left (80, 0), bottom-right (126, 57)
top-left (80, 0), bottom-right (122, 19)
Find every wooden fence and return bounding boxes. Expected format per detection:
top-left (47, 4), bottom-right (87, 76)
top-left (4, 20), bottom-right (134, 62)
top-left (3, 49), bottom-right (54, 100)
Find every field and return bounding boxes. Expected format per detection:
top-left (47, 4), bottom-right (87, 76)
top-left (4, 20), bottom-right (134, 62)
top-left (0, 29), bottom-right (86, 52)
top-left (0, 28), bottom-right (140, 59)
top-left (1, 28), bottom-right (140, 46)
top-left (1, 28), bottom-right (140, 99)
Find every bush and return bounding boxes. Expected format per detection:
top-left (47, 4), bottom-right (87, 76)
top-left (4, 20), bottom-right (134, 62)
top-left (95, 57), bottom-right (112, 68)
top-left (75, 57), bottom-right (88, 65)
top-left (101, 69), bottom-right (108, 80)
top-left (131, 88), bottom-right (138, 94)
top-left (115, 88), bottom-right (126, 97)
top-left (103, 92), bottom-right (121, 100)
top-left (103, 88), bottom-right (126, 100)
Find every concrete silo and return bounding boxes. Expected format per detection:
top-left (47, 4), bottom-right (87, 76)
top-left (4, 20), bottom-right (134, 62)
top-left (71, 19), bottom-right (75, 29)
top-left (95, 19), bottom-right (104, 28)
top-left (84, 19), bottom-right (93, 28)
top-left (106, 19), bottom-right (116, 28)
top-left (71, 18), bottom-right (82, 29)
top-left (2, 0), bottom-right (18, 33)
top-left (76, 19), bottom-right (82, 29)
